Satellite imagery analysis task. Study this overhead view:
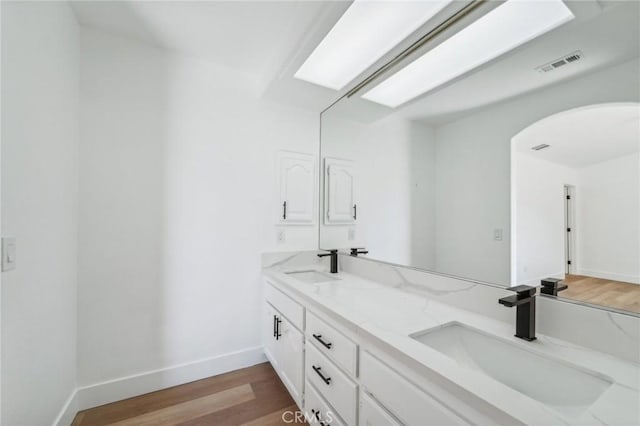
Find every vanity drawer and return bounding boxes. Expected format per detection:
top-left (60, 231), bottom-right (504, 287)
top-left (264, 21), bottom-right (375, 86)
top-left (265, 282), bottom-right (304, 330)
top-left (359, 391), bottom-right (401, 426)
top-left (305, 380), bottom-right (345, 426)
top-left (307, 311), bottom-right (358, 377)
top-left (306, 343), bottom-right (357, 426)
top-left (360, 351), bottom-right (467, 426)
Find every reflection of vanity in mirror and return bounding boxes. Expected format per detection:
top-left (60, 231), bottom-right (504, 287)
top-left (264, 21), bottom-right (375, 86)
top-left (320, 0), bottom-right (639, 315)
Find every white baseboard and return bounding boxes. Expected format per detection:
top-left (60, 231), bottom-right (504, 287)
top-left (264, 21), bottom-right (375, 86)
top-left (577, 269), bottom-right (640, 284)
top-left (54, 346), bottom-right (266, 425)
top-left (53, 389), bottom-right (78, 426)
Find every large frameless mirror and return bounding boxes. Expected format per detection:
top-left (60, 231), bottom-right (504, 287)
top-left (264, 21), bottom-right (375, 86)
top-left (318, 0), bottom-right (640, 315)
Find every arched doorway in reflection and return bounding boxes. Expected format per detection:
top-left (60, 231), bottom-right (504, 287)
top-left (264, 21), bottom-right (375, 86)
top-left (510, 102), bottom-right (640, 313)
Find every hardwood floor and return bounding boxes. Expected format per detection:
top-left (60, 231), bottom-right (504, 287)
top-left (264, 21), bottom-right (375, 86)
top-left (72, 362), bottom-right (306, 426)
top-left (561, 274), bottom-right (640, 314)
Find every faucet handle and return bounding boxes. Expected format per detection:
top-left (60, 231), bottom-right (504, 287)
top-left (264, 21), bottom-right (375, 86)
top-left (540, 278), bottom-right (568, 296)
top-left (350, 247), bottom-right (368, 256)
top-left (508, 285), bottom-right (537, 297)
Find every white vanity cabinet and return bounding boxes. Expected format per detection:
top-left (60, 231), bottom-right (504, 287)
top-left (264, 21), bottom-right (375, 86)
top-left (264, 285), bottom-right (305, 407)
top-left (359, 391), bottom-right (401, 426)
top-left (305, 379), bottom-right (345, 426)
top-left (360, 351), bottom-right (466, 426)
top-left (264, 278), bottom-right (509, 426)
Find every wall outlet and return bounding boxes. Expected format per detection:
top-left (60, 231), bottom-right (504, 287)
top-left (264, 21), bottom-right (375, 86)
top-left (348, 227), bottom-right (356, 241)
top-left (277, 229), bottom-right (286, 244)
top-left (493, 228), bottom-right (503, 241)
top-left (2, 237), bottom-right (17, 271)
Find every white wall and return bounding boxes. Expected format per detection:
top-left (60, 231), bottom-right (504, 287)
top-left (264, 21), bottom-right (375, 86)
top-left (78, 29), bottom-right (318, 387)
top-left (1, 2), bottom-right (79, 425)
top-left (320, 114), bottom-right (436, 269)
top-left (514, 154), bottom-right (576, 285)
top-left (576, 153), bottom-right (639, 283)
top-left (435, 58), bottom-right (640, 286)
top-left (515, 151), bottom-right (639, 286)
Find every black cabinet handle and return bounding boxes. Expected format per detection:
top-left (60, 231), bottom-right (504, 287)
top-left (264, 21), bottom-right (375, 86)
top-left (312, 365), bottom-right (331, 385)
top-left (273, 315), bottom-right (277, 338)
top-left (283, 201), bottom-right (287, 220)
top-left (311, 409), bottom-right (320, 421)
top-left (312, 334), bottom-right (333, 349)
top-left (353, 204), bottom-right (357, 220)
top-left (275, 317), bottom-right (282, 340)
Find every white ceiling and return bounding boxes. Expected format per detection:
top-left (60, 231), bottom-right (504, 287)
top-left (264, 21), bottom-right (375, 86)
top-left (329, 0), bottom-right (640, 125)
top-left (71, 1), bottom-right (640, 119)
top-left (515, 103), bottom-right (640, 168)
top-left (70, 0), bottom-right (354, 111)
top-left (71, 1), bottom-right (322, 75)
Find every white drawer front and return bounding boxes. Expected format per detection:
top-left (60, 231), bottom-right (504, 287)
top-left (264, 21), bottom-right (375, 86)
top-left (305, 380), bottom-right (345, 426)
top-left (359, 391), bottom-right (401, 426)
top-left (265, 282), bottom-right (304, 330)
top-left (360, 351), bottom-right (467, 426)
top-left (306, 343), bottom-right (358, 426)
top-left (307, 312), bottom-right (357, 377)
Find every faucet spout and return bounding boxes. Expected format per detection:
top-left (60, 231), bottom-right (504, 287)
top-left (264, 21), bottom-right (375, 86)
top-left (499, 285), bottom-right (537, 341)
top-left (317, 250), bottom-right (339, 273)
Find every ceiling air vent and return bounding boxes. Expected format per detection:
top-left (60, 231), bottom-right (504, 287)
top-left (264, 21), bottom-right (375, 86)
top-left (531, 144), bottom-right (551, 151)
top-left (536, 51), bottom-right (583, 73)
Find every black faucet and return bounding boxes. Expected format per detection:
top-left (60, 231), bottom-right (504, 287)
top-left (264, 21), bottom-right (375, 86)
top-left (350, 247), bottom-right (368, 256)
top-left (499, 285), bottom-right (537, 341)
top-left (540, 278), bottom-right (568, 296)
top-left (317, 250), bottom-right (338, 273)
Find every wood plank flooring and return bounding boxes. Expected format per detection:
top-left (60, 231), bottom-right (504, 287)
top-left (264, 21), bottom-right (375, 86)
top-left (72, 362), bottom-right (306, 426)
top-left (561, 274), bottom-right (640, 314)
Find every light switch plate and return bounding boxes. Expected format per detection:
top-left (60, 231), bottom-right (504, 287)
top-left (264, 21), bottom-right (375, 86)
top-left (2, 237), bottom-right (16, 271)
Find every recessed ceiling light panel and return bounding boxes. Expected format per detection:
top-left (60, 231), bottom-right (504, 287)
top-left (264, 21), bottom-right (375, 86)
top-left (362, 0), bottom-right (575, 107)
top-left (294, 0), bottom-right (453, 90)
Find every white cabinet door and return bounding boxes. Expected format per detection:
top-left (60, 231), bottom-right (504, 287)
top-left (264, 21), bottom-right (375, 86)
top-left (279, 151), bottom-right (316, 224)
top-left (277, 314), bottom-right (305, 406)
top-left (359, 391), bottom-right (401, 426)
top-left (324, 158), bottom-right (356, 224)
top-left (263, 303), bottom-right (278, 369)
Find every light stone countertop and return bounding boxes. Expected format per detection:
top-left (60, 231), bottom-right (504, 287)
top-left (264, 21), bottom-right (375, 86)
top-left (263, 264), bottom-right (640, 426)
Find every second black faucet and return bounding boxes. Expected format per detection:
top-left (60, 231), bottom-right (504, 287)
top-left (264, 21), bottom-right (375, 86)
top-left (317, 250), bottom-right (338, 273)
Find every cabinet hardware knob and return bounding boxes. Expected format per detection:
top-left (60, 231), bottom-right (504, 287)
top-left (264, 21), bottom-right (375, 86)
top-left (353, 204), bottom-right (357, 220)
top-left (312, 365), bottom-right (332, 385)
top-left (312, 334), bottom-right (333, 349)
top-left (282, 201), bottom-right (287, 220)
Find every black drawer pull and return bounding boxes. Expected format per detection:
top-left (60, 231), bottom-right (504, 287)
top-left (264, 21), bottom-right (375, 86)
top-left (311, 409), bottom-right (320, 421)
top-left (312, 334), bottom-right (333, 349)
top-left (312, 365), bottom-right (331, 385)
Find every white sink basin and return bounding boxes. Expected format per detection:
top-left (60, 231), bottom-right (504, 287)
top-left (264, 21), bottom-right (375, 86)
top-left (411, 322), bottom-right (613, 418)
top-left (285, 270), bottom-right (340, 284)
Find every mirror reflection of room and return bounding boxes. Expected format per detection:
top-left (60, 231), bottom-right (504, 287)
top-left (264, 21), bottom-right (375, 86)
top-left (513, 103), bottom-right (640, 313)
top-left (320, 0), bottom-right (640, 300)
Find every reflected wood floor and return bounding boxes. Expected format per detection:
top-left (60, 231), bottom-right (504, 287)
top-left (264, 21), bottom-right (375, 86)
top-left (72, 362), bottom-right (306, 426)
top-left (562, 275), bottom-right (640, 314)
